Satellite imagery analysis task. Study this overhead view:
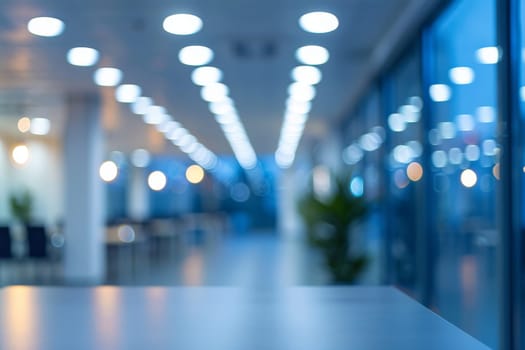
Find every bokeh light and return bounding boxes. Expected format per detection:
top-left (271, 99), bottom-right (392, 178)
top-left (406, 162), bottom-right (423, 182)
top-left (299, 11), bottom-right (339, 33)
top-left (99, 161), bottom-right (118, 182)
top-left (17, 117), bottom-right (31, 133)
top-left (460, 169), bottom-right (477, 188)
top-left (163, 13), bottom-right (203, 35)
top-left (350, 177), bottom-right (364, 197)
top-left (148, 171), bottom-right (167, 191)
top-left (27, 16), bottom-right (64, 37)
top-left (492, 163), bottom-right (500, 180)
top-left (186, 165), bottom-right (205, 184)
top-left (12, 144), bottom-right (29, 165)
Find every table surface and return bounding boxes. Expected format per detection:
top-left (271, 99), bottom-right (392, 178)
top-left (0, 286), bottom-right (489, 350)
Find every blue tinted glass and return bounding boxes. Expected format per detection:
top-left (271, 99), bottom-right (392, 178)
top-left (428, 0), bottom-right (498, 347)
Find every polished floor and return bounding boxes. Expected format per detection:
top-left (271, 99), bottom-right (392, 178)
top-left (0, 229), bottom-right (497, 348)
top-left (0, 230), bottom-right (333, 287)
top-left (105, 231), bottom-right (332, 287)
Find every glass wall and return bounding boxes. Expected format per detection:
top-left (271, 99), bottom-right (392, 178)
top-left (341, 86), bottom-right (385, 284)
top-left (337, 0), bottom-right (500, 347)
top-left (383, 45), bottom-right (425, 297)
top-left (426, 0), bottom-right (499, 347)
top-left (519, 0), bottom-right (525, 348)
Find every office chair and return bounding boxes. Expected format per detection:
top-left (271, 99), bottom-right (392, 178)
top-left (25, 225), bottom-right (52, 284)
top-left (0, 226), bottom-right (14, 285)
top-left (0, 226), bottom-right (13, 258)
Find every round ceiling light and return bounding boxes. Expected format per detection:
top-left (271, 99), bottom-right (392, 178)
top-left (115, 84), bottom-right (141, 103)
top-left (191, 66), bottom-right (223, 86)
top-left (94, 67), bottom-right (123, 87)
top-left (27, 16), bottom-right (64, 37)
top-left (163, 14), bottom-right (203, 35)
top-left (67, 47), bottom-right (99, 67)
top-left (201, 83), bottom-right (229, 102)
top-left (299, 11), bottom-right (339, 33)
top-left (295, 45), bottom-right (330, 65)
top-left (288, 82), bottom-right (316, 101)
top-left (179, 45), bottom-right (214, 66)
top-left (291, 65), bottom-right (322, 85)
top-left (132, 97), bottom-right (153, 115)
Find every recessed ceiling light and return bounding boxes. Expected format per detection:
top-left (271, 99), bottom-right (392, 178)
top-left (209, 99), bottom-right (235, 115)
top-left (295, 45), bottom-right (329, 65)
top-left (201, 83), bottom-right (229, 102)
top-left (163, 14), bottom-right (202, 35)
top-left (191, 66), bottom-right (223, 85)
top-left (143, 105), bottom-right (167, 125)
top-left (291, 65), bottom-right (322, 85)
top-left (299, 11), bottom-right (339, 33)
top-left (179, 45), bottom-right (214, 66)
top-left (67, 47), bottom-right (99, 66)
top-left (158, 120), bottom-right (180, 134)
top-left (288, 82), bottom-right (316, 101)
top-left (115, 84), bottom-right (141, 103)
top-left (30, 117), bottom-right (51, 135)
top-left (27, 16), bottom-right (64, 37)
top-left (132, 97), bottom-right (153, 115)
top-left (286, 99), bottom-right (312, 114)
top-left (215, 113), bottom-right (239, 125)
top-left (176, 134), bottom-right (197, 148)
top-left (168, 127), bottom-right (188, 141)
top-left (94, 67), bottom-right (123, 86)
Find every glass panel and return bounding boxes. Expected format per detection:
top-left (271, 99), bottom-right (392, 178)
top-left (342, 86), bottom-right (385, 284)
top-left (427, 0), bottom-right (498, 347)
top-left (385, 46), bottom-right (425, 296)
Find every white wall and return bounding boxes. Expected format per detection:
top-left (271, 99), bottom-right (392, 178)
top-left (0, 136), bottom-right (64, 225)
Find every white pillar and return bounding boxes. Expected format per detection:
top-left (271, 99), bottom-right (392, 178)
top-left (127, 167), bottom-right (149, 221)
top-left (63, 93), bottom-right (105, 284)
top-left (277, 168), bottom-right (306, 239)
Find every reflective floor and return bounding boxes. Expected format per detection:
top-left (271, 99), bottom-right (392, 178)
top-left (105, 231), bottom-right (331, 287)
top-left (0, 229), bottom-right (497, 348)
top-left (0, 231), bottom-right (331, 287)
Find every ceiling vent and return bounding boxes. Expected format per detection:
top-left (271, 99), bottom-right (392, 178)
top-left (232, 39), bottom-right (277, 60)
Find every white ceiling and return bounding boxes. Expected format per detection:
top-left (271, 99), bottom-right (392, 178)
top-left (0, 0), bottom-right (442, 158)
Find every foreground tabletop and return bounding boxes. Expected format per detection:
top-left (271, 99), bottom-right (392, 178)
top-left (0, 286), bottom-right (489, 350)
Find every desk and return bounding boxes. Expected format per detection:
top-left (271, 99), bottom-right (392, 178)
top-left (0, 286), bottom-right (489, 350)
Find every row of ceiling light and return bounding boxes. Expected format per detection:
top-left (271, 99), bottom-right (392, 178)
top-left (275, 11), bottom-right (339, 169)
top-left (165, 14), bottom-right (259, 170)
top-left (26, 11), bottom-right (340, 171)
top-left (26, 14), bottom-right (218, 171)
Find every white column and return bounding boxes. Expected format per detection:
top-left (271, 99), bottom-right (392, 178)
top-left (63, 93), bottom-right (105, 284)
top-left (277, 168), bottom-right (306, 239)
top-left (127, 167), bottom-right (149, 221)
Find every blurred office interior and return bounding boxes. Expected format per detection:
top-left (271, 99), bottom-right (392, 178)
top-left (1, 0), bottom-right (525, 348)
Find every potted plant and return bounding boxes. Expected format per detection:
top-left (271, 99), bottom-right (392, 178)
top-left (298, 174), bottom-right (368, 283)
top-left (9, 190), bottom-right (33, 224)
